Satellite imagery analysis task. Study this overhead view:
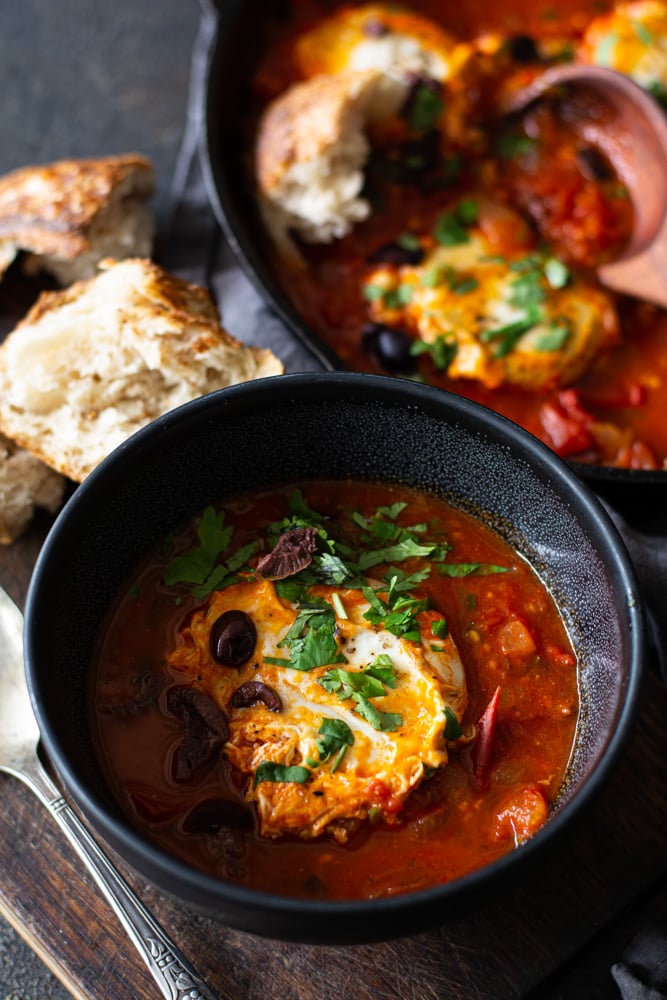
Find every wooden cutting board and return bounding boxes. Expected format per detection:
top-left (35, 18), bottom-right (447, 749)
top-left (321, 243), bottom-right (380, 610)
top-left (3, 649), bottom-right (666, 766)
top-left (1, 510), bottom-right (665, 1000)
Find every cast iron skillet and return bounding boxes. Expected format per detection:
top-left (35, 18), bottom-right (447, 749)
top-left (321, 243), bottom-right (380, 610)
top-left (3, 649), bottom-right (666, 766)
top-left (198, 0), bottom-right (667, 518)
top-left (24, 373), bottom-right (643, 944)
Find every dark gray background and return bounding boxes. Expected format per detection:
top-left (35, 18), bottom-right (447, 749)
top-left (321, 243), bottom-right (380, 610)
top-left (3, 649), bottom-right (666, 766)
top-left (0, 1), bottom-right (201, 995)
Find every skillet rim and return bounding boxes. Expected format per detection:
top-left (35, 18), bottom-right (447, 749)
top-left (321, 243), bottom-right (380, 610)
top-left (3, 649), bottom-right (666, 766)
top-left (198, 0), bottom-right (667, 494)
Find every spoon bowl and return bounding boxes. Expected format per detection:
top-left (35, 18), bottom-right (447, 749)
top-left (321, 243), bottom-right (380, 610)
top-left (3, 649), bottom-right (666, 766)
top-left (511, 64), bottom-right (667, 307)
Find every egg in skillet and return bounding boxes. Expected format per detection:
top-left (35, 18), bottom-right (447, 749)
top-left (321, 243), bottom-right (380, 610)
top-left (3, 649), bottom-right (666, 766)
top-left (363, 197), bottom-right (620, 390)
top-left (579, 0), bottom-right (667, 97)
top-left (167, 577), bottom-right (467, 842)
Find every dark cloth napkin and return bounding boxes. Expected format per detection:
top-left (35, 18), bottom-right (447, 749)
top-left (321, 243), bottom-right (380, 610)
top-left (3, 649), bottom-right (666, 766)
top-left (165, 11), bottom-right (667, 999)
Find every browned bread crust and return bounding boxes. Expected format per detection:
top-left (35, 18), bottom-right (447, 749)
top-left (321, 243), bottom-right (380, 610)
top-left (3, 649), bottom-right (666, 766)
top-left (0, 154), bottom-right (155, 281)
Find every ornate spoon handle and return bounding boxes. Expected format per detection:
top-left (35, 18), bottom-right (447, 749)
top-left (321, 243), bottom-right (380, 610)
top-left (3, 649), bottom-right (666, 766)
top-left (28, 762), bottom-right (220, 1000)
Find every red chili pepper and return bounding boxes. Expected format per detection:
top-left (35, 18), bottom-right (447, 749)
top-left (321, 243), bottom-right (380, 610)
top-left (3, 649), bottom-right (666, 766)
top-left (469, 686), bottom-right (501, 792)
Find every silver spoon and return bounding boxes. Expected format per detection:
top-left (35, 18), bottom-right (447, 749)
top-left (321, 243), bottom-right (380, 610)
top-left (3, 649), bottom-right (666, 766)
top-left (0, 585), bottom-right (219, 1000)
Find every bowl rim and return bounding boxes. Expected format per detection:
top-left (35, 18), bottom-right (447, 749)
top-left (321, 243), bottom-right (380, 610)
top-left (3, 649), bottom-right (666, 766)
top-left (24, 372), bottom-right (646, 936)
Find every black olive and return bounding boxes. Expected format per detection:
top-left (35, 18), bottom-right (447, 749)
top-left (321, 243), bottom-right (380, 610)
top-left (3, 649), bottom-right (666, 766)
top-left (230, 680), bottom-right (283, 713)
top-left (506, 35), bottom-right (541, 63)
top-left (367, 240), bottom-right (425, 266)
top-left (362, 323), bottom-right (417, 374)
top-left (182, 797), bottom-right (253, 834)
top-left (576, 145), bottom-right (614, 182)
top-left (363, 17), bottom-right (388, 37)
top-left (209, 610), bottom-right (257, 667)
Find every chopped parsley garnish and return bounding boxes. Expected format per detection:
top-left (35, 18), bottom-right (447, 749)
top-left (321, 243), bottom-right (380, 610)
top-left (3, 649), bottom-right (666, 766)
top-left (543, 257), bottom-right (570, 290)
top-left (631, 19), bottom-right (653, 44)
top-left (496, 133), bottom-right (539, 159)
top-left (163, 506), bottom-right (259, 598)
top-left (404, 82), bottom-right (445, 132)
top-left (534, 321), bottom-right (571, 352)
top-left (594, 31), bottom-right (619, 66)
top-left (363, 282), bottom-right (414, 309)
top-left (411, 334), bottom-right (458, 372)
top-left (309, 717), bottom-right (354, 772)
top-left (443, 705), bottom-right (463, 740)
top-left (432, 198), bottom-right (479, 247)
top-left (319, 666), bottom-right (403, 732)
top-left (266, 601), bottom-right (348, 672)
top-left (362, 583), bottom-right (429, 643)
top-left (480, 253), bottom-right (572, 358)
top-left (431, 617), bottom-right (449, 638)
top-left (437, 562), bottom-right (509, 577)
top-left (254, 762), bottom-right (311, 786)
top-left (480, 313), bottom-right (540, 357)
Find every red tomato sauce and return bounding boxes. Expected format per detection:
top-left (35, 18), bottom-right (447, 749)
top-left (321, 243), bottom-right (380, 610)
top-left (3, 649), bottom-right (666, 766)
top-left (248, 0), bottom-right (667, 469)
top-left (90, 481), bottom-right (578, 901)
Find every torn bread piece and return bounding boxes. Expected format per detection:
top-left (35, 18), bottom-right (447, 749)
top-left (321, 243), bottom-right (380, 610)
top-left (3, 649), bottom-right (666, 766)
top-left (0, 154), bottom-right (155, 285)
top-left (255, 69), bottom-right (402, 255)
top-left (0, 257), bottom-right (284, 483)
top-left (0, 432), bottom-right (66, 544)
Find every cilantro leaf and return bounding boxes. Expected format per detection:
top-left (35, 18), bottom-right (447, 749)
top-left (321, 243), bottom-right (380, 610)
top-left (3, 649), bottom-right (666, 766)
top-left (437, 562), bottom-right (509, 577)
top-left (270, 601), bottom-right (348, 672)
top-left (410, 335), bottom-right (458, 372)
top-left (366, 654), bottom-right (398, 688)
top-left (431, 617), bottom-right (449, 638)
top-left (319, 668), bottom-right (386, 700)
top-left (444, 705), bottom-right (463, 739)
top-left (405, 82), bottom-right (444, 132)
top-left (433, 211), bottom-right (469, 246)
top-left (358, 536), bottom-right (436, 570)
top-left (352, 695), bottom-right (403, 732)
top-left (163, 507), bottom-right (232, 586)
top-left (313, 717), bottom-right (354, 771)
top-left (254, 762), bottom-right (311, 786)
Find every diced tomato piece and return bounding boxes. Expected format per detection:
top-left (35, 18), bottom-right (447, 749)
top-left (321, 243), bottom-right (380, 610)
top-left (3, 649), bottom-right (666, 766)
top-left (498, 617), bottom-right (536, 659)
top-left (539, 390), bottom-right (595, 456)
top-left (545, 644), bottom-right (576, 668)
top-left (492, 785), bottom-right (549, 843)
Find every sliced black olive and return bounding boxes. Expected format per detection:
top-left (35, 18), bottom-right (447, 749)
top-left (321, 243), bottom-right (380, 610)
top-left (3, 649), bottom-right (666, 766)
top-left (230, 680), bottom-right (283, 713)
top-left (166, 685), bottom-right (229, 783)
top-left (182, 797), bottom-right (253, 834)
top-left (576, 145), bottom-right (614, 182)
top-left (367, 241), bottom-right (425, 266)
top-left (209, 609), bottom-right (257, 667)
top-left (363, 17), bottom-right (388, 37)
top-left (256, 526), bottom-right (318, 580)
top-left (362, 323), bottom-right (417, 374)
top-left (506, 35), bottom-right (541, 63)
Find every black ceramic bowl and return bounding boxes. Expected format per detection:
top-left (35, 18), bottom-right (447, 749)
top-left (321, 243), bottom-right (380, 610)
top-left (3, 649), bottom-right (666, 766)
top-left (199, 0), bottom-right (667, 517)
top-left (24, 373), bottom-right (643, 944)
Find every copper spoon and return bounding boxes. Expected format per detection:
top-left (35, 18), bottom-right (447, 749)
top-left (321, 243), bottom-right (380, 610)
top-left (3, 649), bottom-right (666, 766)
top-left (510, 64), bottom-right (667, 308)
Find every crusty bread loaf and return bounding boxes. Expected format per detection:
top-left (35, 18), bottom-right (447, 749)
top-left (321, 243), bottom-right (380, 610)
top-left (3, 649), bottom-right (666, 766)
top-left (0, 432), bottom-right (66, 544)
top-left (0, 257), bottom-right (284, 483)
top-left (0, 154), bottom-right (155, 285)
top-left (255, 69), bottom-right (401, 253)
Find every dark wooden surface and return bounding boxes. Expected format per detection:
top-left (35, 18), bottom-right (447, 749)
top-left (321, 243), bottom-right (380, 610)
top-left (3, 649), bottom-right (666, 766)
top-left (1, 1), bottom-right (667, 997)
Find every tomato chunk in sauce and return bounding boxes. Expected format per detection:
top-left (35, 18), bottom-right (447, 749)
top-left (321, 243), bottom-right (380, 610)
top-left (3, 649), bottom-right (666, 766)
top-left (248, 0), bottom-right (667, 469)
top-left (91, 481), bottom-right (578, 901)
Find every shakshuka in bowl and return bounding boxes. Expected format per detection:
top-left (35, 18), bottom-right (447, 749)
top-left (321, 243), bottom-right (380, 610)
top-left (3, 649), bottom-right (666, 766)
top-left (24, 373), bottom-right (643, 943)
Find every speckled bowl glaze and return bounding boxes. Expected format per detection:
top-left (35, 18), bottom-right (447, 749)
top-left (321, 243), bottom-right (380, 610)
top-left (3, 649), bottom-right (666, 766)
top-left (24, 373), bottom-right (644, 944)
